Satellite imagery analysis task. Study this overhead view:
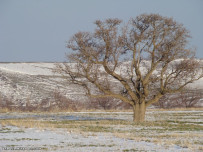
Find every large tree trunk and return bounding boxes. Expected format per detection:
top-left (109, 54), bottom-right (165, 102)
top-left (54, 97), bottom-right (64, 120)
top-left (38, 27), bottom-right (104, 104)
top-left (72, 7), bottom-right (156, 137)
top-left (133, 101), bottom-right (146, 122)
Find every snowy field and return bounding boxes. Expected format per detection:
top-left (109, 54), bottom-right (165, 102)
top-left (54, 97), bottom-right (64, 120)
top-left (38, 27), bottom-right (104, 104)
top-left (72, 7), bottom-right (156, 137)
top-left (0, 110), bottom-right (203, 152)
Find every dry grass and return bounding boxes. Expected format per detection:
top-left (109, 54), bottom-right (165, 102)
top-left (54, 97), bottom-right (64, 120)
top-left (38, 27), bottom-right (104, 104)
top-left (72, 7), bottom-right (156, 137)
top-left (1, 107), bottom-right (202, 114)
top-left (148, 107), bottom-right (203, 111)
top-left (0, 108), bottom-right (132, 113)
top-left (0, 109), bottom-right (202, 151)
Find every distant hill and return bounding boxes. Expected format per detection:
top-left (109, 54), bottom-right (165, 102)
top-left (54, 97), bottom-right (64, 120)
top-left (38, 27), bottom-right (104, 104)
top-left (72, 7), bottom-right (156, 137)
top-left (0, 62), bottom-right (202, 107)
top-left (0, 63), bottom-right (87, 106)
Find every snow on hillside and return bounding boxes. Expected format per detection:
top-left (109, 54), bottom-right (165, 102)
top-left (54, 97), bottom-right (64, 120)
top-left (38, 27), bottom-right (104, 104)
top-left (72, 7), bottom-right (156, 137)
top-left (0, 62), bottom-right (202, 106)
top-left (0, 63), bottom-right (55, 75)
top-left (0, 63), bottom-right (86, 105)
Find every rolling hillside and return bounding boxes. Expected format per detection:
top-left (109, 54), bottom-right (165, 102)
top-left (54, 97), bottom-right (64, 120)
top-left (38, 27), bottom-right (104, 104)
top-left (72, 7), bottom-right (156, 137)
top-left (0, 63), bottom-right (87, 106)
top-left (0, 62), bottom-right (202, 107)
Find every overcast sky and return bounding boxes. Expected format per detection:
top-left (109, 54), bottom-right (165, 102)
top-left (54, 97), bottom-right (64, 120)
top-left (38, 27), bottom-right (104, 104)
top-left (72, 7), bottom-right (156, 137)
top-left (0, 0), bottom-right (203, 62)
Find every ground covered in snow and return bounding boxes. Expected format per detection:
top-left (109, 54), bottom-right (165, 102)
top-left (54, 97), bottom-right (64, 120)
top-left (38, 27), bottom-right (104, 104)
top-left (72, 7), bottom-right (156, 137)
top-left (0, 109), bottom-right (203, 152)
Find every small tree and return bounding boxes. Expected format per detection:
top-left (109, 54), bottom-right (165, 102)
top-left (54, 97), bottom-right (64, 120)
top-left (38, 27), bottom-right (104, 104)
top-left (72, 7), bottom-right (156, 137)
top-left (90, 97), bottom-right (127, 110)
top-left (155, 89), bottom-right (203, 108)
top-left (180, 90), bottom-right (203, 108)
top-left (56, 14), bottom-right (203, 122)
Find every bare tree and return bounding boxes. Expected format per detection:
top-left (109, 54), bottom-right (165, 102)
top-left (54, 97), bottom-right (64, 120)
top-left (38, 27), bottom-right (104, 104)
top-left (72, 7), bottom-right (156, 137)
top-left (52, 90), bottom-right (77, 111)
top-left (90, 97), bottom-right (127, 110)
top-left (155, 89), bottom-right (203, 108)
top-left (180, 90), bottom-right (203, 108)
top-left (0, 94), bottom-right (14, 110)
top-left (55, 14), bottom-right (203, 122)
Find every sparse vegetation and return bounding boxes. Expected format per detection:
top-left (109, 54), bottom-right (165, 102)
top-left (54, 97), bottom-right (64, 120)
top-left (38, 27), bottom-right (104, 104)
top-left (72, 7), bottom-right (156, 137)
top-left (154, 89), bottom-right (203, 109)
top-left (0, 109), bottom-right (202, 151)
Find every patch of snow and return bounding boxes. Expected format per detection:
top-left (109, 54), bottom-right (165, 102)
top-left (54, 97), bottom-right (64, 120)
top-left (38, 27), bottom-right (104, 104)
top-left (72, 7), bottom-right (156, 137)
top-left (0, 63), bottom-right (55, 75)
top-left (0, 125), bottom-right (190, 152)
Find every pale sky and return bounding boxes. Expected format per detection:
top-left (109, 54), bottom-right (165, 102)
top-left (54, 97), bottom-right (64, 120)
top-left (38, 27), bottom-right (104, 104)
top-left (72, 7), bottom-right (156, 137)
top-left (0, 0), bottom-right (203, 62)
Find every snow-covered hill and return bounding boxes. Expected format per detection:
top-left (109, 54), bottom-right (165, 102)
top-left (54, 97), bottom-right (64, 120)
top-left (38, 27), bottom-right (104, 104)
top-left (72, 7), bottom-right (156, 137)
top-left (0, 62), bottom-right (202, 106)
top-left (0, 63), bottom-right (87, 106)
top-left (0, 63), bottom-right (55, 75)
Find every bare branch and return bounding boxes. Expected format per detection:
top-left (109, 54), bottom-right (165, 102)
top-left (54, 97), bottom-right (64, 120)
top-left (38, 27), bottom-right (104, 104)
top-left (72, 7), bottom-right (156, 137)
top-left (55, 14), bottom-right (203, 122)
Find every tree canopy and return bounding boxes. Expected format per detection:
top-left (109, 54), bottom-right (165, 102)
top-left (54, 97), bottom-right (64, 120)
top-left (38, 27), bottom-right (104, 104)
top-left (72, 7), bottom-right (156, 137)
top-left (56, 14), bottom-right (203, 122)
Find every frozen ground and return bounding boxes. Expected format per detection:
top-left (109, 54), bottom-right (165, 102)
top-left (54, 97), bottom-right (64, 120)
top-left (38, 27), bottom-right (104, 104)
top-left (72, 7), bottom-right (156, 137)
top-left (0, 125), bottom-right (190, 152)
top-left (0, 110), bottom-right (202, 152)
